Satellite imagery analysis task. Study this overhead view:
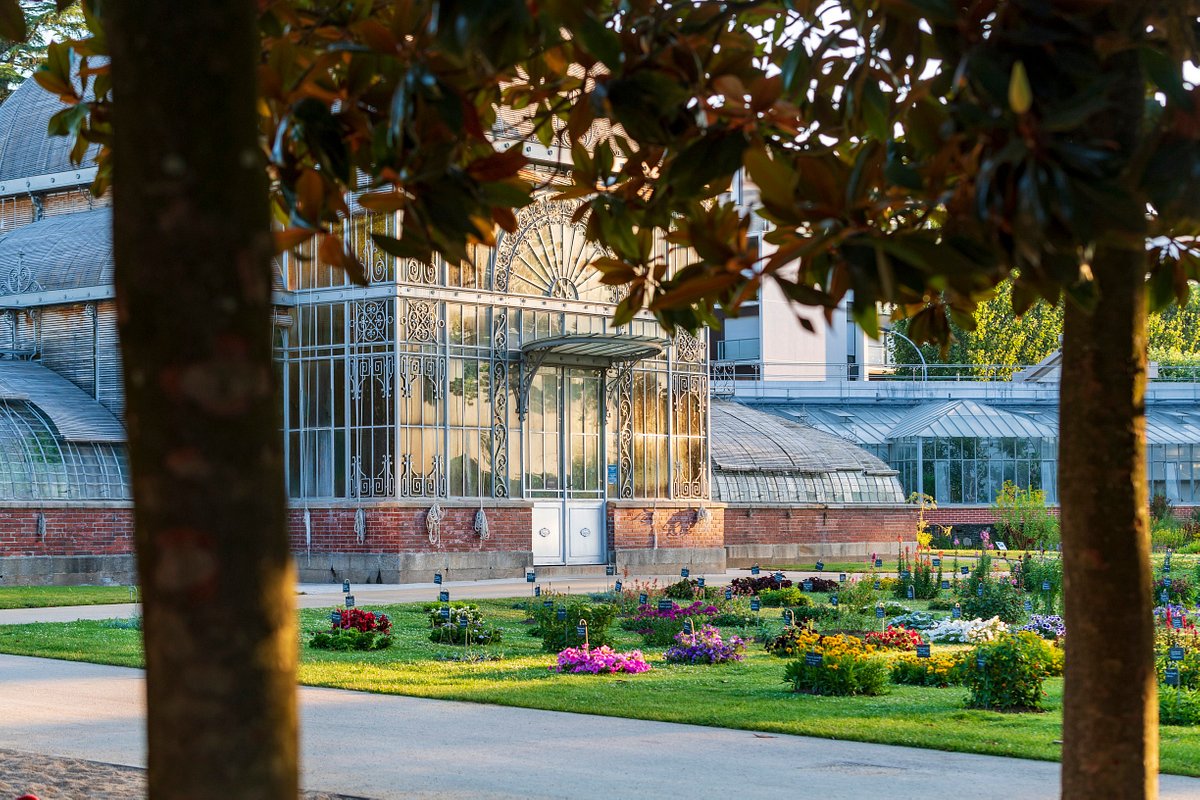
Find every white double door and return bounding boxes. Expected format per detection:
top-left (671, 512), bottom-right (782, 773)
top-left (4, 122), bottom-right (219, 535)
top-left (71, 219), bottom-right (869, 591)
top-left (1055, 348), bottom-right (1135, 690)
top-left (527, 367), bottom-right (606, 566)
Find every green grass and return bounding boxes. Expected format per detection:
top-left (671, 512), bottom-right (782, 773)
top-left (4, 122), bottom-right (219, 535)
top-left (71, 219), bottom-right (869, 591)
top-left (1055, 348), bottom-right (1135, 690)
top-left (0, 597), bottom-right (1197, 775)
top-left (0, 585), bottom-right (137, 609)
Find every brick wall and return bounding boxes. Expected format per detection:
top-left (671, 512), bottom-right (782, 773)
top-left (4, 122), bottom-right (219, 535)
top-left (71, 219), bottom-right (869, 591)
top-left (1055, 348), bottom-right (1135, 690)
top-left (0, 507), bottom-right (134, 557)
top-left (723, 505), bottom-right (917, 545)
top-left (288, 504), bottom-right (532, 554)
top-left (607, 504), bottom-right (725, 550)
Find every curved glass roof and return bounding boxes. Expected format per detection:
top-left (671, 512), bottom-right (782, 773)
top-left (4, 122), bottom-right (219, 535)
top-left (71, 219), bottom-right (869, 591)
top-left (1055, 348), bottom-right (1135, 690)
top-left (888, 399), bottom-right (1055, 439)
top-left (0, 73), bottom-right (98, 182)
top-left (0, 207), bottom-right (112, 295)
top-left (0, 399), bottom-right (128, 500)
top-left (711, 401), bottom-right (905, 505)
top-left (0, 360), bottom-right (124, 441)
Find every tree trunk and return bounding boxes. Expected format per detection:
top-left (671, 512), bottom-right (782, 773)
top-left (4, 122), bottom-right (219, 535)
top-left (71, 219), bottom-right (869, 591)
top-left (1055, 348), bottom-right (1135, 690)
top-left (107, 4), bottom-right (297, 797)
top-left (1059, 242), bottom-right (1155, 798)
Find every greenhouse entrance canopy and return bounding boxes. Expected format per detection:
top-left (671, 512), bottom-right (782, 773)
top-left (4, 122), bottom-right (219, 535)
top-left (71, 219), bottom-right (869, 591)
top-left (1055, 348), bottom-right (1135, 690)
top-left (517, 333), bottom-right (667, 419)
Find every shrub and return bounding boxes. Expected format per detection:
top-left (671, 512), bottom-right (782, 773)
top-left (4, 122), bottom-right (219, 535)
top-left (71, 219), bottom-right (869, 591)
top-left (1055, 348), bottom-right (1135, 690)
top-left (957, 551), bottom-right (1026, 623)
top-left (836, 576), bottom-right (880, 609)
top-left (663, 624), bottom-right (747, 664)
top-left (890, 651), bottom-right (966, 687)
top-left (310, 629), bottom-right (393, 651)
top-left (629, 601), bottom-right (719, 645)
top-left (532, 601), bottom-right (619, 651)
top-left (784, 652), bottom-right (889, 696)
top-left (1156, 647), bottom-right (1200, 690)
top-left (554, 646), bottom-right (651, 675)
top-left (927, 597), bottom-right (957, 611)
top-left (790, 604), bottom-right (843, 627)
top-left (758, 587), bottom-right (810, 607)
top-left (1151, 493), bottom-right (1173, 522)
top-left (992, 481), bottom-right (1059, 549)
top-left (333, 607), bottom-right (392, 635)
top-left (1020, 556), bottom-right (1063, 615)
top-left (663, 578), bottom-right (718, 600)
top-left (1160, 688), bottom-right (1200, 725)
top-left (864, 625), bottom-right (924, 651)
top-left (1019, 614), bottom-right (1065, 640)
top-left (886, 611), bottom-right (940, 630)
top-left (802, 577), bottom-right (840, 593)
top-left (964, 631), bottom-right (1057, 711)
top-left (927, 616), bottom-right (1008, 644)
top-left (428, 604), bottom-right (502, 646)
top-left (894, 547), bottom-right (939, 600)
top-left (730, 574), bottom-right (792, 595)
top-left (1154, 574), bottom-right (1196, 607)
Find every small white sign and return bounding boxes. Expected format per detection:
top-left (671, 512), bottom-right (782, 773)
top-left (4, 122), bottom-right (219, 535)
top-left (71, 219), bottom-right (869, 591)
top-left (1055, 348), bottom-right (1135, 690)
top-left (995, 542), bottom-right (1008, 551)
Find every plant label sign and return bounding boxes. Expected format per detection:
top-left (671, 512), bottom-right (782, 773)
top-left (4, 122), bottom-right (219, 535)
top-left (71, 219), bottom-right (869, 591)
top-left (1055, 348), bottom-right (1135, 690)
top-left (342, 579), bottom-right (350, 594)
top-left (902, 570), bottom-right (911, 581)
top-left (916, 644), bottom-right (931, 659)
top-left (439, 590), bottom-right (449, 603)
top-left (751, 565), bottom-right (761, 576)
top-left (1173, 616), bottom-right (1184, 630)
top-left (725, 588), bottom-right (733, 601)
top-left (639, 593), bottom-right (648, 606)
top-left (941, 580), bottom-right (950, 590)
top-left (830, 595), bottom-right (839, 607)
top-left (543, 600), bottom-right (553, 609)
top-left (344, 595), bottom-right (355, 608)
top-left (874, 580), bottom-right (882, 590)
top-left (459, 616), bottom-right (468, 629)
top-left (1166, 667), bottom-right (1181, 687)
top-left (330, 612), bottom-right (341, 625)
top-left (698, 577), bottom-right (706, 588)
top-left (805, 652), bottom-right (823, 667)
top-left (876, 606), bottom-right (885, 619)
top-left (952, 606), bottom-right (962, 619)
top-left (535, 586), bottom-right (542, 597)
top-left (996, 542), bottom-right (1007, 551)
top-left (1042, 581), bottom-right (1051, 592)
top-left (434, 573), bottom-right (443, 585)
top-left (977, 585), bottom-right (985, 598)
top-left (1165, 577), bottom-right (1173, 588)
top-left (774, 571), bottom-right (785, 583)
top-left (1170, 646), bottom-right (1185, 662)
top-left (1024, 599), bottom-right (1033, 612)
top-left (751, 598), bottom-right (761, 612)
top-left (658, 599), bottom-right (674, 612)
top-left (526, 572), bottom-right (536, 583)
top-left (815, 561), bottom-right (825, 572)
top-left (803, 580), bottom-right (813, 592)
top-left (614, 581), bottom-right (623, 593)
top-left (576, 625), bottom-right (587, 637)
top-left (605, 565), bottom-right (616, 577)
top-left (1162, 590), bottom-right (1170, 603)
top-left (556, 608), bottom-right (567, 621)
top-left (839, 573), bottom-right (847, 583)
top-left (961, 566), bottom-right (970, 575)
top-left (681, 568), bottom-right (690, 578)
top-left (439, 606), bottom-right (450, 619)
top-left (931, 558), bottom-right (941, 567)
top-left (976, 655), bottom-right (987, 670)
top-left (906, 585), bottom-right (914, 600)
top-left (875, 558), bottom-right (883, 568)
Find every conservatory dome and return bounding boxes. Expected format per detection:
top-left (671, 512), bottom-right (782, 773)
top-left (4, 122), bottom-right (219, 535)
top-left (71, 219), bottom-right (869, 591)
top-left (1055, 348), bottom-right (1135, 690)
top-left (711, 401), bottom-right (905, 505)
top-left (0, 74), bottom-right (98, 185)
top-left (0, 206), bottom-right (112, 295)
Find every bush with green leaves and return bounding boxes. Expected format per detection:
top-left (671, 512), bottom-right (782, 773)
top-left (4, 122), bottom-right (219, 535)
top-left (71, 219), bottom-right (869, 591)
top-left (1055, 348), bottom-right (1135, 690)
top-left (957, 552), bottom-right (1026, 624)
top-left (992, 481), bottom-right (1059, 549)
top-left (309, 629), bottom-right (393, 651)
top-left (1160, 687), bottom-right (1200, 726)
top-left (531, 601), bottom-right (618, 652)
top-left (784, 652), bottom-right (889, 696)
top-left (890, 651), bottom-right (966, 687)
top-left (964, 631), bottom-right (1057, 711)
top-left (427, 604), bottom-right (502, 646)
top-left (1020, 555), bottom-right (1063, 615)
top-left (836, 576), bottom-right (880, 609)
top-left (662, 578), bottom-right (719, 601)
top-left (758, 587), bottom-right (810, 608)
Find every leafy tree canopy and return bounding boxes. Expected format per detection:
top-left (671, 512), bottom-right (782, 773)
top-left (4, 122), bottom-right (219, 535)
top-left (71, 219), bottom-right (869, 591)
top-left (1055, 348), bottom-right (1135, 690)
top-left (0, 1), bottom-right (82, 102)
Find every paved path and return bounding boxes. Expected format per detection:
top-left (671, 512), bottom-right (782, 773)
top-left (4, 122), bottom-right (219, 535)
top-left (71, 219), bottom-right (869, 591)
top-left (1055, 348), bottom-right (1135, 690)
top-left (2, 654), bottom-right (1198, 799)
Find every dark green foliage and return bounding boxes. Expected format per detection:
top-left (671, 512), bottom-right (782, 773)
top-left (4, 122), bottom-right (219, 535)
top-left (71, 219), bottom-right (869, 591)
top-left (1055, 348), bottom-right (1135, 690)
top-left (531, 601), bottom-right (618, 652)
top-left (784, 653), bottom-right (889, 697)
top-left (427, 604), bottom-right (502, 646)
top-left (965, 632), bottom-right (1057, 711)
top-left (1020, 556), bottom-right (1063, 615)
top-left (757, 587), bottom-right (810, 608)
top-left (957, 552), bottom-right (1026, 624)
top-left (309, 629), bottom-right (393, 651)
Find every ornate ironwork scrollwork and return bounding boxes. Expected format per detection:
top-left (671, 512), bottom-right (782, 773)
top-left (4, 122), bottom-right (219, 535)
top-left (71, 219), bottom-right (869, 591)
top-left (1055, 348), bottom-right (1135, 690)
top-left (491, 308), bottom-right (510, 498)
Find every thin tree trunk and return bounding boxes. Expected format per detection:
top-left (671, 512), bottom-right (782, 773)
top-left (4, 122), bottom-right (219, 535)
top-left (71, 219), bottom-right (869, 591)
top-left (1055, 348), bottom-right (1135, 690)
top-left (1060, 242), bottom-right (1155, 799)
top-left (106, 4), bottom-right (297, 797)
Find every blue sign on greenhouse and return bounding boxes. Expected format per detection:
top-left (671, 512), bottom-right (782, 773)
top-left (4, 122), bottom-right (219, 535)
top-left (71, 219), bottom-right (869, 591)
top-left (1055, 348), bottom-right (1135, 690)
top-left (607, 464), bottom-right (619, 484)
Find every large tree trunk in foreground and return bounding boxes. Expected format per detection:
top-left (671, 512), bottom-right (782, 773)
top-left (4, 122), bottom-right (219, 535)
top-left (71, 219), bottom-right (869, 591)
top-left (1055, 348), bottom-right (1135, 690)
top-left (1060, 243), bottom-right (1154, 799)
top-left (108, 3), bottom-right (297, 797)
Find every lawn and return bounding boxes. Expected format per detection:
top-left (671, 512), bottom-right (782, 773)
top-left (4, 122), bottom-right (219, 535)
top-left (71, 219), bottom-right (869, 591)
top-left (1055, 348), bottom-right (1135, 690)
top-left (0, 595), bottom-right (1197, 775)
top-left (0, 585), bottom-right (137, 609)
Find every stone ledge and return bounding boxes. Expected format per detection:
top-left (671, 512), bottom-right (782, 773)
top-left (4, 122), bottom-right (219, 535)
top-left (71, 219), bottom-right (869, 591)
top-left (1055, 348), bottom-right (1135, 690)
top-left (0, 554), bottom-right (136, 586)
top-left (615, 546), bottom-right (725, 575)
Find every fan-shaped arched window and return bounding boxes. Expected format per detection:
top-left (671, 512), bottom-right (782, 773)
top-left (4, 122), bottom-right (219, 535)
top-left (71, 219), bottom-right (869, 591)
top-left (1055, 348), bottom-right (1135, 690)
top-left (492, 200), bottom-right (615, 303)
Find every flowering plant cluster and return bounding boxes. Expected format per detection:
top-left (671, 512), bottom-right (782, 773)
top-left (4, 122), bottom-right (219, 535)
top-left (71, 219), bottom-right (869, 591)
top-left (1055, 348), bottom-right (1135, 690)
top-left (427, 604), bottom-right (502, 646)
top-left (333, 608), bottom-right (391, 634)
top-left (765, 628), bottom-right (874, 658)
top-left (628, 601), bottom-right (720, 645)
top-left (730, 574), bottom-right (792, 595)
top-left (1020, 614), bottom-right (1065, 640)
top-left (632, 600), bottom-right (718, 622)
top-left (926, 616), bottom-right (1008, 644)
top-left (663, 624), bottom-right (746, 665)
top-left (890, 651), bottom-right (966, 687)
top-left (1154, 575), bottom-right (1196, 607)
top-left (554, 645), bottom-right (651, 675)
top-left (784, 651), bottom-right (889, 696)
top-left (965, 631), bottom-right (1057, 711)
top-left (864, 625), bottom-right (924, 651)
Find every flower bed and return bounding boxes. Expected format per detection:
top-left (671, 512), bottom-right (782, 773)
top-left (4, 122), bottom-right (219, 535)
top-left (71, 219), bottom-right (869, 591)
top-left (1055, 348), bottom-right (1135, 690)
top-left (427, 603), bottom-right (502, 646)
top-left (554, 645), bottom-right (651, 675)
top-left (663, 624), bottom-right (746, 664)
top-left (926, 616), bottom-right (1008, 644)
top-left (310, 607), bottom-right (393, 651)
top-left (625, 601), bottom-right (719, 645)
top-left (765, 628), bottom-right (873, 659)
top-left (1019, 614), bottom-right (1065, 640)
top-left (784, 651), bottom-right (889, 696)
top-left (730, 574), bottom-right (792, 595)
top-left (864, 625), bottom-right (924, 651)
top-left (890, 652), bottom-right (965, 687)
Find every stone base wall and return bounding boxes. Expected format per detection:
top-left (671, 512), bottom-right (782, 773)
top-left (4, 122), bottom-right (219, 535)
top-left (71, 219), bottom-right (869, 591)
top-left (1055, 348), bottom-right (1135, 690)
top-left (0, 554), bottom-right (136, 586)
